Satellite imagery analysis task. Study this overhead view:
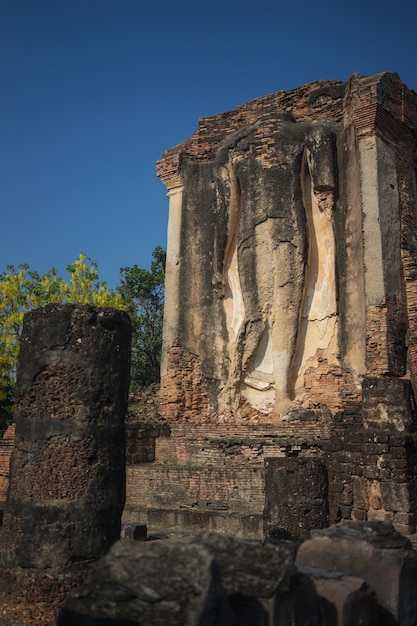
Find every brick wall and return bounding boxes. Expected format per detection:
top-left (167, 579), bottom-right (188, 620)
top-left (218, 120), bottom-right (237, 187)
top-left (125, 464), bottom-right (264, 516)
top-left (154, 421), bottom-right (328, 467)
top-left (124, 414), bottom-right (331, 538)
top-left (124, 375), bottom-right (417, 541)
top-left (157, 79), bottom-right (347, 188)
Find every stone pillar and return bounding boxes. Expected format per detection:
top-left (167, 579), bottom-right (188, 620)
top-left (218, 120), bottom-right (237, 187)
top-left (296, 521), bottom-right (417, 626)
top-left (161, 185), bottom-right (184, 378)
top-left (0, 304), bottom-right (131, 572)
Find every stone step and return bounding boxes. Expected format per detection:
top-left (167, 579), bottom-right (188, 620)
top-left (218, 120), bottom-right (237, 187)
top-left (122, 505), bottom-right (265, 540)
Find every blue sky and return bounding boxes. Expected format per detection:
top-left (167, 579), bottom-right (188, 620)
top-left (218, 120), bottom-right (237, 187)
top-left (1, 0), bottom-right (416, 289)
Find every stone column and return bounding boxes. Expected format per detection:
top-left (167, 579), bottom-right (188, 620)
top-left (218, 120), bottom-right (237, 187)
top-left (0, 304), bottom-right (131, 572)
top-left (161, 185), bottom-right (183, 378)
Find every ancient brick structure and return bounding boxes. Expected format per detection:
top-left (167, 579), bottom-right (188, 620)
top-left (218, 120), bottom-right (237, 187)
top-left (1, 75), bottom-right (416, 603)
top-left (0, 304), bottom-right (131, 624)
top-left (123, 73), bottom-right (417, 542)
top-left (157, 71), bottom-right (417, 420)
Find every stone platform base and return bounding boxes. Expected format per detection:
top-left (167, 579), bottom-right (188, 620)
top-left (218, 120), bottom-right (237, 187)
top-left (123, 505), bottom-right (265, 540)
top-left (124, 416), bottom-right (330, 540)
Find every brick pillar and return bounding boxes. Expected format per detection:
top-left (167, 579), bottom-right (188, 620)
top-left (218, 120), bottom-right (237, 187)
top-left (360, 377), bottom-right (417, 536)
top-left (362, 377), bottom-right (416, 431)
top-left (0, 304), bottom-right (131, 572)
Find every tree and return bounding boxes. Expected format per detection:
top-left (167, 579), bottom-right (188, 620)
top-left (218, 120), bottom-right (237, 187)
top-left (118, 246), bottom-right (166, 391)
top-left (0, 253), bottom-right (123, 434)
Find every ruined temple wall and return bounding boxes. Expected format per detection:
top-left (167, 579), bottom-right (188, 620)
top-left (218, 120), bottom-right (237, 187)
top-left (158, 79), bottom-right (351, 418)
top-left (123, 417), bottom-right (328, 539)
top-left (125, 464), bottom-right (265, 518)
top-left (157, 78), bottom-right (346, 188)
top-left (158, 73), bottom-right (417, 422)
top-left (146, 70), bottom-right (417, 542)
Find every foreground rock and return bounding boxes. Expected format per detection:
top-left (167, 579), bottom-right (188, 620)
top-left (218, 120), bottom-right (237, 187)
top-left (297, 564), bottom-right (378, 626)
top-left (58, 523), bottom-right (417, 626)
top-left (190, 532), bottom-right (318, 625)
top-left (297, 521), bottom-right (417, 625)
top-left (58, 540), bottom-right (235, 626)
top-left (58, 535), bottom-right (306, 626)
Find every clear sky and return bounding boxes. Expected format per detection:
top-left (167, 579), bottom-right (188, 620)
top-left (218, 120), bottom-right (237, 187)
top-left (1, 0), bottom-right (416, 289)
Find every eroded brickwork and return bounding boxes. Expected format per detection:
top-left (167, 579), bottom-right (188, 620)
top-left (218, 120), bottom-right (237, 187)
top-left (157, 80), bottom-right (347, 188)
top-left (160, 345), bottom-right (208, 421)
top-left (123, 398), bottom-right (332, 539)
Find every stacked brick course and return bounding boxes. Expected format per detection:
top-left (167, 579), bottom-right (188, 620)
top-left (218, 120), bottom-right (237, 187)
top-left (156, 79), bottom-right (348, 189)
top-left (123, 407), bottom-right (331, 538)
top-left (123, 378), bottom-right (417, 542)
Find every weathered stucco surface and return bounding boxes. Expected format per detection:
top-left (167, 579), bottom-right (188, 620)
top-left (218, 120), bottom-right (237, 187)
top-left (157, 72), bottom-right (417, 421)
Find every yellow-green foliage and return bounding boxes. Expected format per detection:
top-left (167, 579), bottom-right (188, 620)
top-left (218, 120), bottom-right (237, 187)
top-left (0, 254), bottom-right (124, 399)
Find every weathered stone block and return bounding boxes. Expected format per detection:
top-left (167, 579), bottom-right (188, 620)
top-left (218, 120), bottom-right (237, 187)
top-left (362, 378), bottom-right (416, 431)
top-left (352, 508), bottom-right (367, 521)
top-left (192, 532), bottom-right (301, 625)
top-left (297, 564), bottom-right (378, 626)
top-left (353, 477), bottom-right (370, 510)
top-left (264, 458), bottom-right (329, 540)
top-left (367, 509), bottom-right (395, 523)
top-left (380, 481), bottom-right (413, 513)
top-left (58, 540), bottom-right (234, 626)
top-left (191, 532), bottom-right (294, 598)
top-left (296, 521), bottom-right (417, 625)
top-left (120, 523), bottom-right (147, 541)
top-left (362, 466), bottom-right (381, 480)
